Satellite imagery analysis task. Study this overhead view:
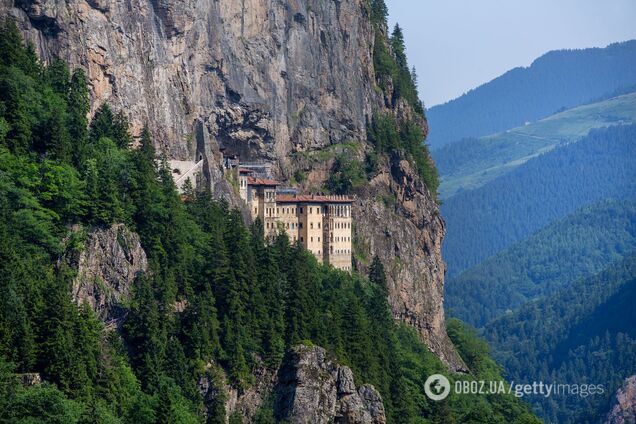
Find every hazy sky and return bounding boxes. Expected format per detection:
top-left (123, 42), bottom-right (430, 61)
top-left (386, 0), bottom-right (636, 107)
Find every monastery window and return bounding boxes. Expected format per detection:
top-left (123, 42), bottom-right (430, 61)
top-left (318, 222), bottom-right (321, 229)
top-left (254, 207), bottom-right (257, 214)
top-left (277, 208), bottom-right (279, 214)
top-left (311, 237), bottom-right (313, 242)
top-left (291, 223), bottom-right (295, 229)
top-left (299, 223), bottom-right (303, 229)
top-left (286, 223), bottom-right (289, 229)
top-left (300, 236), bottom-right (304, 242)
top-left (310, 223), bottom-right (314, 229)
top-left (300, 207), bottom-right (303, 213)
top-left (318, 237), bottom-right (320, 242)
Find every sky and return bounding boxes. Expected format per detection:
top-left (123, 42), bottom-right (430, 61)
top-left (386, 0), bottom-right (636, 107)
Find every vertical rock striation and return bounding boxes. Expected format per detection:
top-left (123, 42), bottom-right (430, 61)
top-left (68, 224), bottom-right (147, 323)
top-left (1, 0), bottom-right (463, 369)
top-left (275, 345), bottom-right (386, 424)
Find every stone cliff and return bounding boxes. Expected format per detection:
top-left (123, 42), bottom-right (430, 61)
top-left (2, 0), bottom-right (463, 369)
top-left (605, 375), bottom-right (636, 424)
top-left (65, 224), bottom-right (148, 324)
top-left (198, 345), bottom-right (386, 423)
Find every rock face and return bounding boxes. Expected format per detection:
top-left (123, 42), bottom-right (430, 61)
top-left (605, 375), bottom-right (636, 424)
top-left (355, 152), bottom-right (463, 370)
top-left (1, 0), bottom-right (462, 369)
top-left (275, 345), bottom-right (386, 424)
top-left (197, 345), bottom-right (386, 423)
top-left (70, 224), bottom-right (147, 323)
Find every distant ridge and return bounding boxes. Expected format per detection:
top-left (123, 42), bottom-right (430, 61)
top-left (441, 124), bottom-right (636, 275)
top-left (427, 40), bottom-right (636, 149)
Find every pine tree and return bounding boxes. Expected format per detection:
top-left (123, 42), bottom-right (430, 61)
top-left (411, 66), bottom-right (419, 89)
top-left (370, 0), bottom-right (388, 26)
top-left (112, 110), bottom-right (132, 149)
top-left (123, 275), bottom-right (166, 390)
top-left (40, 274), bottom-right (92, 399)
top-left (45, 59), bottom-right (70, 96)
top-left (182, 285), bottom-right (220, 362)
top-left (89, 103), bottom-right (114, 144)
top-left (0, 18), bottom-right (22, 67)
top-left (390, 24), bottom-right (407, 69)
top-left (67, 69), bottom-right (90, 166)
top-left (251, 223), bottom-right (285, 367)
top-left (283, 245), bottom-right (316, 346)
top-left (44, 97), bottom-right (72, 162)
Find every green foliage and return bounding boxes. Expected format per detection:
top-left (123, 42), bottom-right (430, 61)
top-left (442, 124), bottom-right (636, 276)
top-left (366, 4), bottom-right (436, 196)
top-left (89, 104), bottom-right (132, 149)
top-left (484, 254), bottom-right (636, 423)
top-left (368, 112), bottom-right (439, 195)
top-left (369, 0), bottom-right (388, 26)
top-left (0, 25), bottom-right (537, 424)
top-left (326, 154), bottom-right (365, 194)
top-left (447, 197), bottom-right (636, 326)
top-left (433, 92), bottom-right (636, 199)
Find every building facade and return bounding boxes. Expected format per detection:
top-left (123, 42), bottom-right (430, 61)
top-left (239, 172), bottom-right (353, 271)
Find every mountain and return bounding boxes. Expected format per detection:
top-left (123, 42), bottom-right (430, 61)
top-left (442, 124), bottom-right (636, 275)
top-left (483, 254), bottom-right (636, 423)
top-left (1, 0), bottom-right (461, 372)
top-left (434, 91), bottom-right (636, 199)
top-left (0, 3), bottom-right (543, 423)
top-left (446, 197), bottom-right (636, 327)
top-left (426, 40), bottom-right (636, 149)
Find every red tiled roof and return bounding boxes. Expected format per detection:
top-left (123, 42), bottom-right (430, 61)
top-left (247, 176), bottom-right (279, 186)
top-left (276, 194), bottom-right (353, 204)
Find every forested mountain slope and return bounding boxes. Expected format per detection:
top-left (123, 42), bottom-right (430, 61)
top-left (434, 92), bottom-right (636, 199)
top-left (484, 254), bottom-right (636, 424)
top-left (426, 40), bottom-right (636, 149)
top-left (446, 197), bottom-right (636, 326)
top-left (0, 0), bottom-right (462, 371)
top-left (0, 17), bottom-right (540, 424)
top-left (442, 124), bottom-right (636, 275)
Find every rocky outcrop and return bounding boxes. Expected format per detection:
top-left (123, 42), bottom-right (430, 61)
top-left (605, 375), bottom-right (636, 424)
top-left (69, 224), bottom-right (147, 323)
top-left (2, 0), bottom-right (462, 368)
top-left (355, 152), bottom-right (465, 371)
top-left (197, 345), bottom-right (385, 423)
top-left (276, 345), bottom-right (385, 424)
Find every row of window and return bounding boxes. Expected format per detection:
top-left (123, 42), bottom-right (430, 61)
top-left (265, 205), bottom-right (352, 217)
top-left (329, 247), bottom-right (351, 254)
top-left (331, 221), bottom-right (351, 229)
top-left (330, 235), bottom-right (351, 243)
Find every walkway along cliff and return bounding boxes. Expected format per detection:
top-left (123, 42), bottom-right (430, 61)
top-left (1, 0), bottom-right (464, 370)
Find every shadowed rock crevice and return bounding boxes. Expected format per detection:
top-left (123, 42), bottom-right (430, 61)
top-left (1, 0), bottom-right (463, 370)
